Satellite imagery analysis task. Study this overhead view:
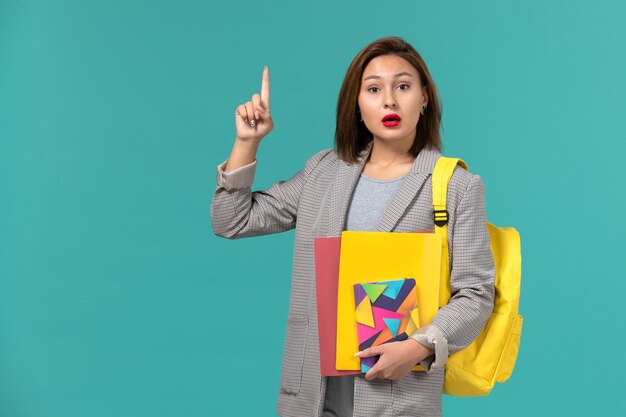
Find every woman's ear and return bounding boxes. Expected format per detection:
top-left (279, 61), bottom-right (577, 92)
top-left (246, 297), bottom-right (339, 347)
top-left (421, 85), bottom-right (429, 107)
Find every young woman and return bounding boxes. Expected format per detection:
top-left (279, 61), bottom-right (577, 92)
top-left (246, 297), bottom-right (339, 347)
top-left (211, 36), bottom-right (495, 417)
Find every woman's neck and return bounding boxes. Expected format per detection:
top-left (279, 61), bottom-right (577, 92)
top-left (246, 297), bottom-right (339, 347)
top-left (362, 138), bottom-right (416, 180)
top-left (367, 138), bottom-right (415, 168)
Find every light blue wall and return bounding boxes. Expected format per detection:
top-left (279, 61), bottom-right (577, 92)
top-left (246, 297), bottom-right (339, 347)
top-left (1, 1), bottom-right (624, 416)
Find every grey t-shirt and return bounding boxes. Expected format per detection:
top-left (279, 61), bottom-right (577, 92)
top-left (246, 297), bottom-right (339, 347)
top-left (321, 172), bottom-right (406, 417)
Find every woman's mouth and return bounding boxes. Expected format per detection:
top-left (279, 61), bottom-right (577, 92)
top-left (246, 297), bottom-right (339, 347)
top-left (382, 113), bottom-right (401, 127)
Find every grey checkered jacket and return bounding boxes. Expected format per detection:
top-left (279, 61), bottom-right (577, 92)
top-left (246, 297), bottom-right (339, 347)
top-left (211, 142), bottom-right (495, 417)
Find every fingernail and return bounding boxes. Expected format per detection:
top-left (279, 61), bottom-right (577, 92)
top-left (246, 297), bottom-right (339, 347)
top-left (354, 351), bottom-right (362, 357)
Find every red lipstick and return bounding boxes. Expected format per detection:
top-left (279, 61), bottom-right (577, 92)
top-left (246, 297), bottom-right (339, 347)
top-left (382, 113), bottom-right (401, 127)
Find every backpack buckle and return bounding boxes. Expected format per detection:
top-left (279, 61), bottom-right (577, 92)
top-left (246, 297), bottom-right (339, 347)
top-left (434, 209), bottom-right (448, 227)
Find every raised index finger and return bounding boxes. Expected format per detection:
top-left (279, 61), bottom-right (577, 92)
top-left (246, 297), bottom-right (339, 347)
top-left (261, 66), bottom-right (270, 108)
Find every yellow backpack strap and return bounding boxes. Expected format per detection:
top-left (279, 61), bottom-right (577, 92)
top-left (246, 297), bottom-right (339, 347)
top-left (432, 157), bottom-right (468, 228)
top-left (432, 157), bottom-right (468, 306)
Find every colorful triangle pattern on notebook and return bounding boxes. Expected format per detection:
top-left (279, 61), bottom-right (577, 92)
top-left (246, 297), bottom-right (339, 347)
top-left (353, 278), bottom-right (418, 373)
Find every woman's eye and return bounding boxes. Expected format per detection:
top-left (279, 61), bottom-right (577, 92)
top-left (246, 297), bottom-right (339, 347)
top-left (398, 83), bottom-right (410, 90)
top-left (368, 87), bottom-right (380, 93)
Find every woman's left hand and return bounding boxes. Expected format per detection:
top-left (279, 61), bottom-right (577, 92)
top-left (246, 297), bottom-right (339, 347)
top-left (356, 339), bottom-right (434, 381)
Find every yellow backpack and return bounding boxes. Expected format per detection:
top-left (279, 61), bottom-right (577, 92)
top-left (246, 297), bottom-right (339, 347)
top-left (432, 157), bottom-right (523, 396)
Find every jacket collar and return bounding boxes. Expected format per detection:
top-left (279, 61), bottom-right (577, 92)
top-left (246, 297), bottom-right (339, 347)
top-left (328, 141), bottom-right (441, 235)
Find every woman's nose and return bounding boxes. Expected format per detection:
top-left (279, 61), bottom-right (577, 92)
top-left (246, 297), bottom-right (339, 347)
top-left (384, 93), bottom-right (397, 108)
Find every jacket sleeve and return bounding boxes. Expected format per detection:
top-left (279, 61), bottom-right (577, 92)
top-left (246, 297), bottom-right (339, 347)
top-left (210, 149), bottom-right (332, 239)
top-left (410, 174), bottom-right (495, 373)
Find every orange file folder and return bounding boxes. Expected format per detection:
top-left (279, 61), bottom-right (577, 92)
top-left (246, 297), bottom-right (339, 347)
top-left (335, 231), bottom-right (442, 371)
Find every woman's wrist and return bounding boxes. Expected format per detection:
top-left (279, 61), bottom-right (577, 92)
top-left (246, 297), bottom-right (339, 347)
top-left (225, 139), bottom-right (260, 172)
top-left (405, 338), bottom-right (435, 363)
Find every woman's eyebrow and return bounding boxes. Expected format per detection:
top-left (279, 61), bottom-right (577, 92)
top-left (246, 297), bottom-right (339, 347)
top-left (363, 72), bottom-right (414, 81)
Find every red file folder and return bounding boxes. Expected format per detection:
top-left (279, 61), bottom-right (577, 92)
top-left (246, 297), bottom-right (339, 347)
top-left (314, 237), bottom-right (360, 377)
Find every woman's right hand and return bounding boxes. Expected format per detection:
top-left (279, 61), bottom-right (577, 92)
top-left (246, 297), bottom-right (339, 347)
top-left (234, 66), bottom-right (274, 143)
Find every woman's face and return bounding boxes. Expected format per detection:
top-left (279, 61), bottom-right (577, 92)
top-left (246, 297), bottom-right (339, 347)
top-left (358, 54), bottom-right (428, 148)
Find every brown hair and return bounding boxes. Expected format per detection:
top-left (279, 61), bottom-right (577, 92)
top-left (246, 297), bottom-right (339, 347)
top-left (334, 36), bottom-right (442, 163)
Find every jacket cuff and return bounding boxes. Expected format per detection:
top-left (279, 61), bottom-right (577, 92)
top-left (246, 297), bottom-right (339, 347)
top-left (410, 324), bottom-right (449, 374)
top-left (216, 159), bottom-right (257, 190)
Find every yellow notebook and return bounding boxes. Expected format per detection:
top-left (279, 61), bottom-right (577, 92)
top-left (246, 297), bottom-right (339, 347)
top-left (335, 231), bottom-right (442, 371)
